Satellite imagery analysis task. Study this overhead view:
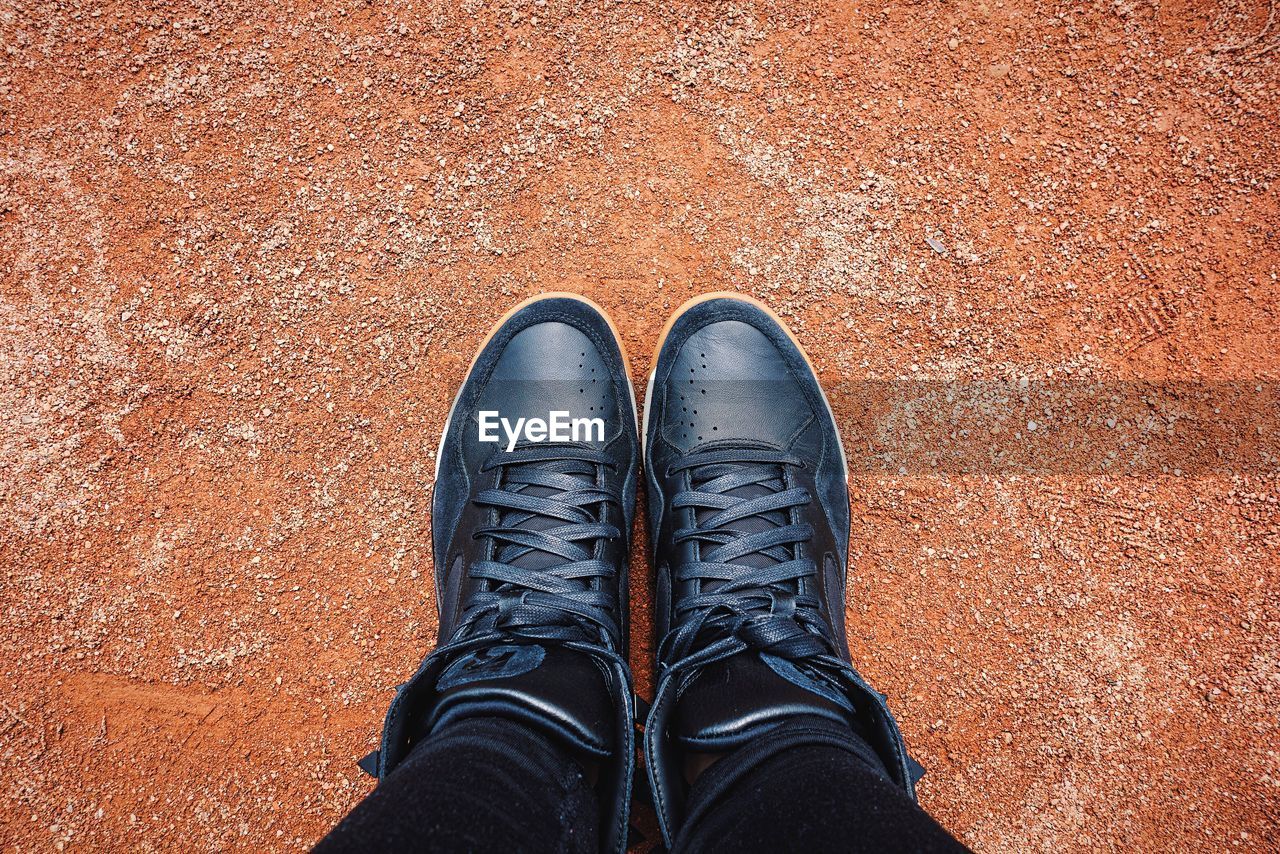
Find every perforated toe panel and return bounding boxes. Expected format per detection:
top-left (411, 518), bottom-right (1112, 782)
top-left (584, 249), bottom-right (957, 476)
top-left (660, 320), bottom-right (814, 453)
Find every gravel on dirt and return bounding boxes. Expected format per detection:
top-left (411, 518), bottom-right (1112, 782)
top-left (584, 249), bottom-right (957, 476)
top-left (2, 0), bottom-right (1278, 850)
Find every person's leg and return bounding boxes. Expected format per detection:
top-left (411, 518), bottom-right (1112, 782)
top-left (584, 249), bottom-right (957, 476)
top-left (316, 715), bottom-right (598, 853)
top-left (673, 716), bottom-right (967, 853)
top-left (642, 294), bottom-right (963, 848)
top-left (324, 295), bottom-right (640, 852)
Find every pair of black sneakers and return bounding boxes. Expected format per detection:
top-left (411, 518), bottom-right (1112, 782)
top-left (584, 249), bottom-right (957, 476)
top-left (364, 293), bottom-right (918, 852)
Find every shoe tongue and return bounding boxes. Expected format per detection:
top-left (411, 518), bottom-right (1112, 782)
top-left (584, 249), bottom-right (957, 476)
top-left (673, 652), bottom-right (854, 751)
top-left (426, 644), bottom-right (615, 757)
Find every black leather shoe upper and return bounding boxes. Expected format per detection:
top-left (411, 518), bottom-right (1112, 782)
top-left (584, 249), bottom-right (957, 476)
top-left (431, 305), bottom-right (635, 645)
top-left (372, 295), bottom-right (639, 854)
top-left (642, 295), bottom-right (918, 844)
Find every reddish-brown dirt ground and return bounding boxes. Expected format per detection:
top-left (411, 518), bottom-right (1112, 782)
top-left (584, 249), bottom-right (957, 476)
top-left (3, 0), bottom-right (1279, 849)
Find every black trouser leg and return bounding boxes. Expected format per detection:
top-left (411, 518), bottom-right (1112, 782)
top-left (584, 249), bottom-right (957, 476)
top-left (315, 716), bottom-right (599, 854)
top-left (674, 716), bottom-right (969, 853)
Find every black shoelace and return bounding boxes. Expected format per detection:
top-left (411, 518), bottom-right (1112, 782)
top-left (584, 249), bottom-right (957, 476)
top-left (453, 444), bottom-right (623, 648)
top-left (659, 447), bottom-right (838, 666)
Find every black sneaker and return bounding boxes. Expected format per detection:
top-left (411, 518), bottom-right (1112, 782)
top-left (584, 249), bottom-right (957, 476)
top-left (641, 293), bottom-right (920, 843)
top-left (368, 293), bottom-right (639, 854)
